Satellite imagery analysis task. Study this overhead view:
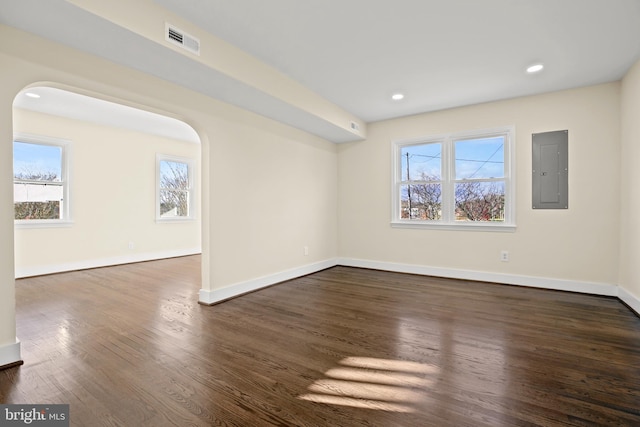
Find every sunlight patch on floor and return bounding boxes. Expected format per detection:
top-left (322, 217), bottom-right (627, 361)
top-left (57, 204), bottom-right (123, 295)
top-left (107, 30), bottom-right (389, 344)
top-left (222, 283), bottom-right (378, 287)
top-left (324, 367), bottom-right (432, 387)
top-left (298, 393), bottom-right (415, 413)
top-left (340, 356), bottom-right (437, 374)
top-left (298, 356), bottom-right (437, 412)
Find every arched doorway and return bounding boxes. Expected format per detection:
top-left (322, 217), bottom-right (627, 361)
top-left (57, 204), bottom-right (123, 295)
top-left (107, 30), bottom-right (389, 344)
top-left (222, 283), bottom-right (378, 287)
top-left (12, 85), bottom-right (202, 278)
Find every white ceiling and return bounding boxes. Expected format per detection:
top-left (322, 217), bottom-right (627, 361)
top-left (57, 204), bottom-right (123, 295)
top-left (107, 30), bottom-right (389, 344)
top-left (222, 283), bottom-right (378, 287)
top-left (2, 0), bottom-right (640, 141)
top-left (156, 0), bottom-right (640, 122)
top-left (13, 87), bottom-right (201, 144)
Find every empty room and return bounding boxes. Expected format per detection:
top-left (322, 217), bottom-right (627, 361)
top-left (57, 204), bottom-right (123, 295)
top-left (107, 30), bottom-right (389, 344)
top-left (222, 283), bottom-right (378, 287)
top-left (1, 1), bottom-right (640, 426)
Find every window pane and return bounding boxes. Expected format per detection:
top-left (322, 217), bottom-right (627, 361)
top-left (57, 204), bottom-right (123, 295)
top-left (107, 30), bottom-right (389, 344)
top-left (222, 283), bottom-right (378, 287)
top-left (400, 184), bottom-right (442, 220)
top-left (400, 143), bottom-right (441, 181)
top-left (455, 181), bottom-right (505, 222)
top-left (14, 182), bottom-right (63, 203)
top-left (14, 201), bottom-right (60, 220)
top-left (14, 182), bottom-right (63, 220)
top-left (455, 136), bottom-right (504, 180)
top-left (160, 189), bottom-right (189, 217)
top-left (13, 141), bottom-right (62, 182)
top-left (160, 160), bottom-right (189, 190)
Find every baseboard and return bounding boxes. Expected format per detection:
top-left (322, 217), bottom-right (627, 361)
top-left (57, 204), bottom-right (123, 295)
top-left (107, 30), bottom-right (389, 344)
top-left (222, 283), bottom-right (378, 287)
top-left (199, 257), bottom-right (620, 306)
top-left (337, 258), bottom-right (618, 297)
top-left (21, 251), bottom-right (631, 313)
top-left (15, 248), bottom-right (202, 278)
top-left (199, 259), bottom-right (338, 305)
top-left (0, 340), bottom-right (22, 370)
top-left (618, 286), bottom-right (640, 316)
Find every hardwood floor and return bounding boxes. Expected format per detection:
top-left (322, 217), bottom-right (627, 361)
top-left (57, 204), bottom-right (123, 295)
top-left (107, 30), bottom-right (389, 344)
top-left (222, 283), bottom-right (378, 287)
top-left (2, 256), bottom-right (639, 426)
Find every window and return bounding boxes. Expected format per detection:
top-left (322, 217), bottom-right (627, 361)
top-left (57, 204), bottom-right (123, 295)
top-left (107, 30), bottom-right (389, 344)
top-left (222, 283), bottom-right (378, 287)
top-left (13, 136), bottom-right (70, 225)
top-left (392, 126), bottom-right (515, 231)
top-left (157, 155), bottom-right (195, 221)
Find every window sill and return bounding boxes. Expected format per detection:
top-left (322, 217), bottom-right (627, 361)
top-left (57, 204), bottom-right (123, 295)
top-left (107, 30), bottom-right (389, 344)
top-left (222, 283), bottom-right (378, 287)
top-left (156, 217), bottom-right (196, 223)
top-left (15, 220), bottom-right (74, 229)
top-left (391, 220), bottom-right (516, 232)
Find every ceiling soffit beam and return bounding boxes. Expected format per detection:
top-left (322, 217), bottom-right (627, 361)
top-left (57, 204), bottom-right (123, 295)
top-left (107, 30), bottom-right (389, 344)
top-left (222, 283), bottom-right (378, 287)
top-left (62, 0), bottom-right (366, 143)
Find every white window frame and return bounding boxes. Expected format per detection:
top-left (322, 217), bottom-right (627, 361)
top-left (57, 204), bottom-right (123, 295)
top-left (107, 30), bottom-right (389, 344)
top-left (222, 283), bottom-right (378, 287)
top-left (391, 126), bottom-right (516, 232)
top-left (156, 154), bottom-right (196, 222)
top-left (13, 133), bottom-right (72, 229)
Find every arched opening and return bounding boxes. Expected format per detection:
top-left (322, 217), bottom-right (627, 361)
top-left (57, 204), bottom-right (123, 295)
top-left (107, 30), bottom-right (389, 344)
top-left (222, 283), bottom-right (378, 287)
top-left (12, 85), bottom-right (202, 278)
top-left (10, 85), bottom-right (205, 327)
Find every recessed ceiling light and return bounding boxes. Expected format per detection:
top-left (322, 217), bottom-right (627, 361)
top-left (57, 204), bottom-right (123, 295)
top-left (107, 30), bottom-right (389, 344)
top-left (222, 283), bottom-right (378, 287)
top-left (392, 93), bottom-right (404, 101)
top-left (25, 92), bottom-right (41, 99)
top-left (526, 64), bottom-right (544, 74)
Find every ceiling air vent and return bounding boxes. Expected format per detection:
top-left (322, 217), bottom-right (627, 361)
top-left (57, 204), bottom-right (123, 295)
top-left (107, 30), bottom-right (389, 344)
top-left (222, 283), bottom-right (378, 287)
top-left (165, 23), bottom-right (200, 56)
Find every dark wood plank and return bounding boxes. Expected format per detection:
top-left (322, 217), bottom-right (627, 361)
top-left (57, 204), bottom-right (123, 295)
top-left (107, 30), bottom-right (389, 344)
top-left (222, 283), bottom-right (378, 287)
top-left (1, 256), bottom-right (639, 426)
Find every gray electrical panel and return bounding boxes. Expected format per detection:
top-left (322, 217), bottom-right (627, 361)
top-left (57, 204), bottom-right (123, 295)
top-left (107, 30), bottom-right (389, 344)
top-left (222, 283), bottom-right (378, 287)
top-left (532, 130), bottom-right (568, 209)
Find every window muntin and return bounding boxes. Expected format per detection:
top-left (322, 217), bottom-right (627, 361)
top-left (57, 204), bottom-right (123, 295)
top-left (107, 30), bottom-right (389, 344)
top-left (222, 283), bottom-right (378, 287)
top-left (13, 138), bottom-right (69, 223)
top-left (393, 127), bottom-right (514, 230)
top-left (157, 155), bottom-right (194, 220)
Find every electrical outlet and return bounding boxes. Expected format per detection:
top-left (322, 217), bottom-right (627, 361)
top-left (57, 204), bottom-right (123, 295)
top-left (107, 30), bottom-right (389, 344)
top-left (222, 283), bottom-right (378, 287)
top-left (500, 250), bottom-right (509, 262)
top-left (303, 246), bottom-right (309, 256)
top-left (128, 241), bottom-right (135, 250)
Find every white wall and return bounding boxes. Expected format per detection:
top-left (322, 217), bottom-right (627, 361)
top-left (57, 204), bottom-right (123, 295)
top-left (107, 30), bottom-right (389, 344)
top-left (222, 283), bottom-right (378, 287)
top-left (13, 108), bottom-right (201, 277)
top-left (338, 83), bottom-right (621, 291)
top-left (0, 25), bottom-right (339, 365)
top-left (619, 59), bottom-right (640, 313)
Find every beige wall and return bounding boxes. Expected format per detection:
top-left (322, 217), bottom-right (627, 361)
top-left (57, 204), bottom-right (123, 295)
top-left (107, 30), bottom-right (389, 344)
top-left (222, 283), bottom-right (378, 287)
top-left (13, 109), bottom-right (201, 276)
top-left (0, 25), bottom-right (338, 355)
top-left (1, 19), bottom-right (637, 364)
top-left (338, 83), bottom-right (621, 286)
top-left (0, 80), bottom-right (17, 352)
top-left (620, 59), bottom-right (640, 300)
top-left (209, 120), bottom-right (337, 286)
